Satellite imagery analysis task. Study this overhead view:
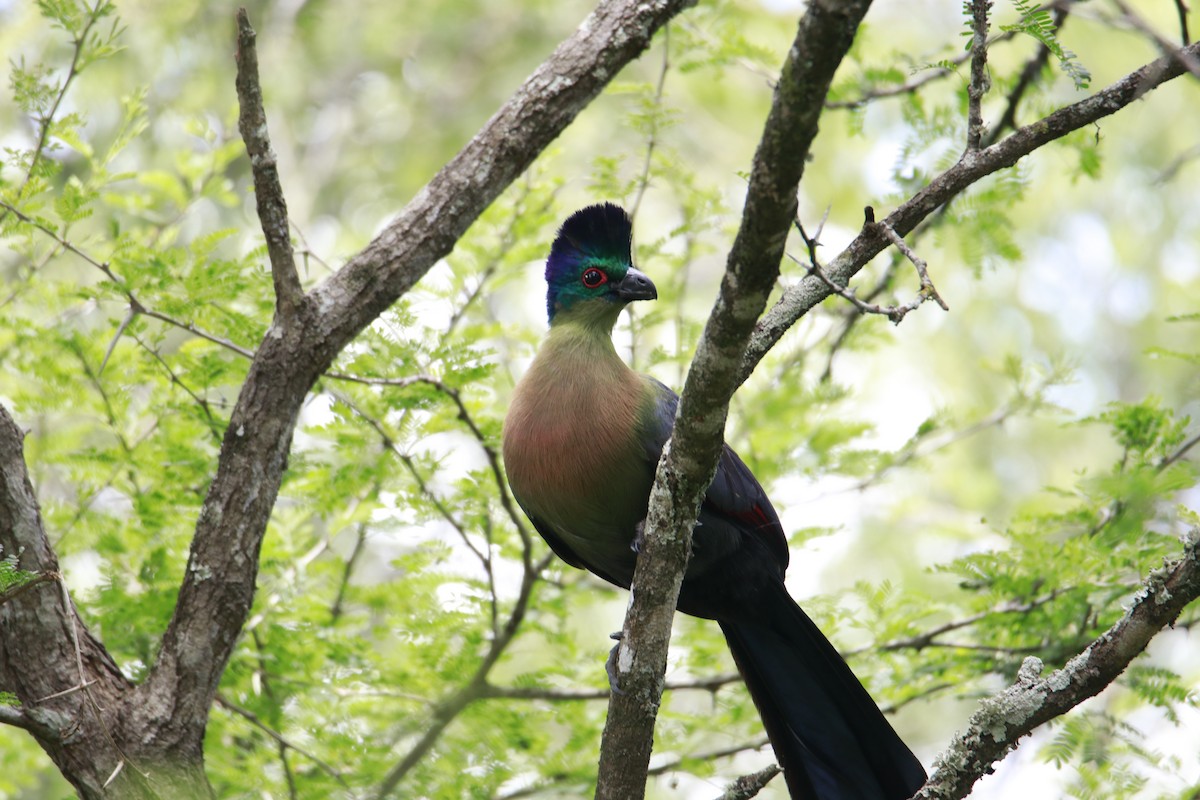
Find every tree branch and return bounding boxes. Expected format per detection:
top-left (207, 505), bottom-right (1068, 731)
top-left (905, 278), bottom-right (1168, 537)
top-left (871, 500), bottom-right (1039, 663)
top-left (966, 0), bottom-right (992, 151)
top-left (596, 3), bottom-right (874, 798)
top-left (915, 528), bottom-right (1200, 800)
top-left (745, 39), bottom-right (1200, 380)
top-left (234, 8), bottom-right (304, 319)
top-left (0, 404), bottom-right (156, 797)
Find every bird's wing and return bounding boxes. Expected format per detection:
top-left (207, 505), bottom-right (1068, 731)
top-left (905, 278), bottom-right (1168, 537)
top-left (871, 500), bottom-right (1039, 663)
top-left (524, 510), bottom-right (630, 588)
top-left (639, 377), bottom-right (790, 576)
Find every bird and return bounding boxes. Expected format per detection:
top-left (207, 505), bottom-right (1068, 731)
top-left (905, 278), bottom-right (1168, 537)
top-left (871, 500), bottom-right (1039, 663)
top-left (502, 203), bottom-right (926, 800)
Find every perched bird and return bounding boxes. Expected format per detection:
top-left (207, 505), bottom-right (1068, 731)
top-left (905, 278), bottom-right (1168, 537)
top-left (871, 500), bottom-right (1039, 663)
top-left (502, 203), bottom-right (926, 800)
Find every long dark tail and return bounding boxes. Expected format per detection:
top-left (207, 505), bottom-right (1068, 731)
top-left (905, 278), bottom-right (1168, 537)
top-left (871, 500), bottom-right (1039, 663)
top-left (718, 581), bottom-right (926, 800)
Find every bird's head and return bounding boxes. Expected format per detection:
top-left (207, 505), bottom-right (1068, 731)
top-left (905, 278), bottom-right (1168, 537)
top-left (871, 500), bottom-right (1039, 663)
top-left (544, 203), bottom-right (657, 327)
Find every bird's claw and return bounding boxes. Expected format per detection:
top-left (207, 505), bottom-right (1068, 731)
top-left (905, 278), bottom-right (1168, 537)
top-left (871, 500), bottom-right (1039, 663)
top-left (631, 521), bottom-right (645, 554)
top-left (606, 633), bottom-right (625, 695)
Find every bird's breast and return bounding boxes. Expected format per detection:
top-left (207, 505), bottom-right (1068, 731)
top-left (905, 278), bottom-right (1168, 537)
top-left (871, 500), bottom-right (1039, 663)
top-left (503, 347), bottom-right (652, 552)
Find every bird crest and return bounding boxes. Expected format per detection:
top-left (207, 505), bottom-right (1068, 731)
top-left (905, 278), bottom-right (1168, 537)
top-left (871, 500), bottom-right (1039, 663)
top-left (545, 203), bottom-right (633, 322)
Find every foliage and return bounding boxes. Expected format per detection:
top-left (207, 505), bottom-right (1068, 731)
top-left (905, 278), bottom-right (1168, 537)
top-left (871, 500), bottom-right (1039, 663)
top-left (1, 0), bottom-right (1198, 798)
top-left (1002, 0), bottom-right (1091, 90)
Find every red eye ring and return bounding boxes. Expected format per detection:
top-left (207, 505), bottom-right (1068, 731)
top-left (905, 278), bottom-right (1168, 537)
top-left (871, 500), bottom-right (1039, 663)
top-left (581, 268), bottom-right (608, 289)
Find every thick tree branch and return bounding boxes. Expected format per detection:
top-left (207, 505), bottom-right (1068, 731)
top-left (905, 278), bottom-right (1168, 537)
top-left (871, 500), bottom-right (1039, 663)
top-left (915, 528), bottom-right (1200, 800)
top-left (595, 3), bottom-right (874, 798)
top-left (0, 405), bottom-right (172, 798)
top-left (744, 39), bottom-right (1200, 380)
top-left (234, 8), bottom-right (304, 319)
top-left (133, 0), bottom-right (694, 766)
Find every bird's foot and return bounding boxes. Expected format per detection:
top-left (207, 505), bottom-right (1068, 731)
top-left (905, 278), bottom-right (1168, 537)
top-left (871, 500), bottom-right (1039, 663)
top-left (606, 631), bottom-right (625, 695)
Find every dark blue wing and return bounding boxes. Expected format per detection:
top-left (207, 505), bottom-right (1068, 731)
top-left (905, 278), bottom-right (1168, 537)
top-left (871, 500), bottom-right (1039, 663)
top-left (640, 377), bottom-right (790, 582)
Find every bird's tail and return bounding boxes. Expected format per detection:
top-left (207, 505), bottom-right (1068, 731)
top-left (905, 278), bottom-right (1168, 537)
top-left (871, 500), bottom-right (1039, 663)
top-left (718, 581), bottom-right (926, 800)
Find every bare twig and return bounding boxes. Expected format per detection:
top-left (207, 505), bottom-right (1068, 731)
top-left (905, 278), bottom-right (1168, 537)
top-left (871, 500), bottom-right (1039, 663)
top-left (848, 590), bottom-right (1065, 656)
top-left (1112, 0), bottom-right (1200, 78)
top-left (717, 764), bottom-right (782, 800)
top-left (966, 0), bottom-right (992, 151)
top-left (1174, 0), bottom-right (1191, 44)
top-left (234, 8), bottom-right (304, 319)
top-left (98, 307), bottom-right (135, 374)
top-left (628, 25), bottom-right (671, 225)
top-left (793, 211), bottom-right (947, 325)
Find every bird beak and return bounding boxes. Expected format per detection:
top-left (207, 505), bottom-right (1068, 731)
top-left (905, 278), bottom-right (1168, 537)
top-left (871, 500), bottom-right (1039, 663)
top-left (615, 268), bottom-right (657, 302)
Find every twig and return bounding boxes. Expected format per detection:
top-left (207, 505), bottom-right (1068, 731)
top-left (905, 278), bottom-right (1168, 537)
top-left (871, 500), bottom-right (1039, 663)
top-left (336, 390), bottom-right (490, 571)
top-left (330, 492), bottom-right (377, 623)
top-left (216, 694), bottom-right (349, 786)
top-left (717, 764), bottom-right (781, 800)
top-left (966, 0), bottom-right (992, 151)
top-left (848, 372), bottom-right (1057, 491)
top-left (1174, 0), bottom-right (1191, 44)
top-left (444, 180), bottom-right (550, 336)
top-left (0, 569), bottom-right (60, 607)
top-left (826, 23), bottom-right (1028, 111)
top-left (0, 197), bottom-right (259, 362)
top-left (56, 576), bottom-right (150, 783)
top-left (0, 199), bottom-right (124, 284)
top-left (1160, 430), bottom-right (1200, 470)
top-left (628, 25), bottom-right (670, 224)
top-left (98, 306), bottom-right (135, 375)
top-left (848, 590), bottom-right (1065, 656)
top-left (130, 333), bottom-right (224, 444)
top-left (877, 219), bottom-right (949, 312)
top-left (1112, 0), bottom-right (1200, 78)
top-left (234, 8), bottom-right (304, 319)
top-left (329, 373), bottom-right (536, 560)
top-left (793, 211), bottom-right (947, 325)
top-left (482, 672), bottom-right (742, 702)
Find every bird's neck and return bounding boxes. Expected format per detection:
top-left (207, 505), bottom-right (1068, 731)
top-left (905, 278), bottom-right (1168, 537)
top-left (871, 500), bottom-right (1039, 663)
top-left (542, 315), bottom-right (624, 368)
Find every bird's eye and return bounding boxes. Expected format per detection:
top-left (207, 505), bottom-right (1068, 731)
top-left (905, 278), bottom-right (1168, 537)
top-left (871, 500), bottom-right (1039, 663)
top-left (581, 268), bottom-right (607, 289)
